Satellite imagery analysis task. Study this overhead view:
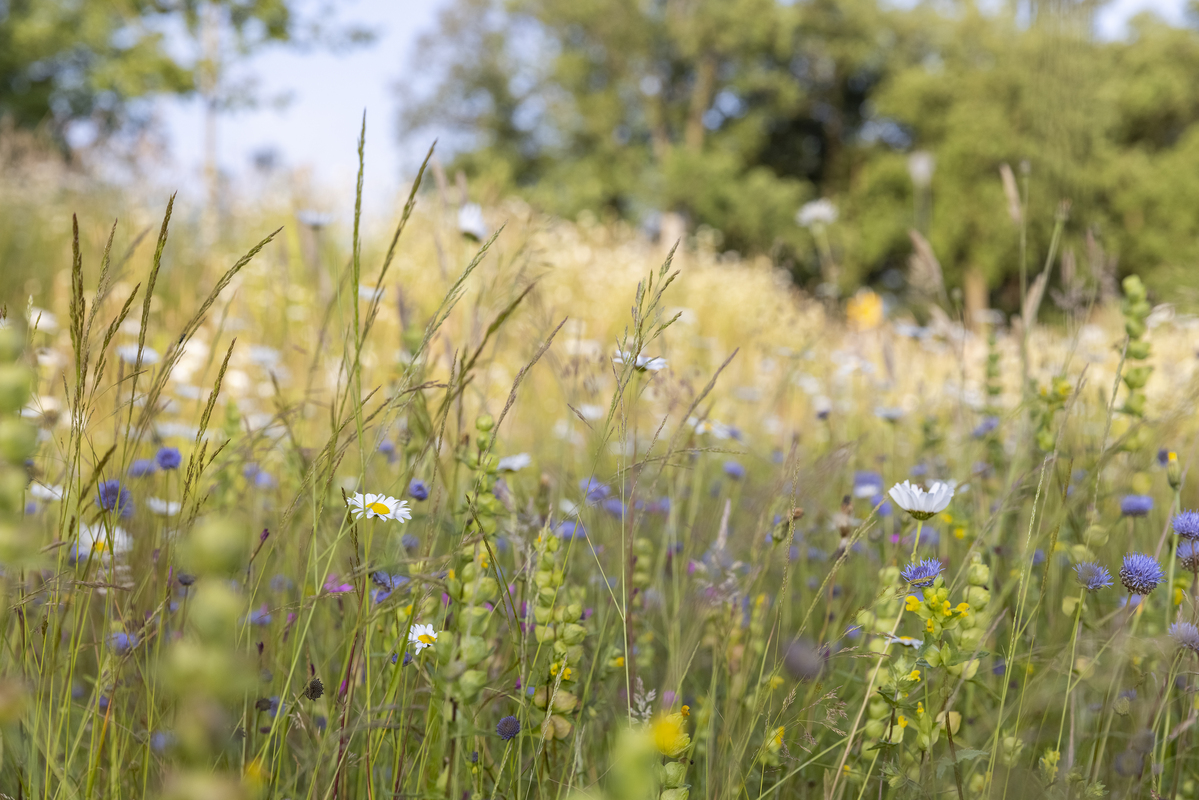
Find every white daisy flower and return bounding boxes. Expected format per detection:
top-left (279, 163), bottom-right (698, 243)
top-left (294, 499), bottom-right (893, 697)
top-left (497, 453), bottom-right (532, 472)
top-left (887, 480), bottom-right (954, 521)
top-left (146, 497), bottom-right (182, 516)
top-left (796, 199), bottom-right (838, 229)
top-left (347, 492), bottom-right (410, 522)
top-left (78, 523), bottom-right (132, 556)
top-left (30, 483), bottom-right (64, 502)
top-left (613, 350), bottom-right (667, 372)
top-left (457, 203), bottom-right (489, 241)
top-left (409, 623), bottom-right (439, 654)
top-left (882, 633), bottom-right (924, 648)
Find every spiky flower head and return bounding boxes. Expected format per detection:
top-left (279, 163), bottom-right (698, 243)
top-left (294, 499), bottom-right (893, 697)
top-left (900, 558), bottom-right (944, 588)
top-left (1178, 540), bottom-right (1199, 572)
top-left (1170, 621), bottom-right (1199, 654)
top-left (1121, 495), bottom-right (1154, 518)
top-left (1119, 553), bottom-right (1165, 596)
top-left (888, 480), bottom-right (955, 521)
top-left (1074, 562), bottom-right (1113, 592)
top-left (496, 715), bottom-right (521, 740)
top-left (1172, 511), bottom-right (1199, 541)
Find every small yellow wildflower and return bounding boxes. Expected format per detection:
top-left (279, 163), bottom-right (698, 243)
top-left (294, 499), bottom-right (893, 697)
top-left (926, 618), bottom-right (935, 633)
top-left (769, 675), bottom-right (784, 690)
top-left (614, 656), bottom-right (624, 667)
top-left (447, 568), bottom-right (456, 581)
top-left (681, 705), bottom-right (690, 717)
top-left (908, 669), bottom-right (921, 682)
top-left (953, 526), bottom-right (966, 540)
top-left (897, 716), bottom-right (908, 728)
top-left (652, 714), bottom-right (691, 757)
top-left (905, 595), bottom-right (920, 612)
top-left (956, 602), bottom-right (971, 615)
top-left (916, 702), bottom-right (924, 715)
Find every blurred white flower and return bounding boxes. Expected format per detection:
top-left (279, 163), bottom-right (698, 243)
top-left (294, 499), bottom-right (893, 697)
top-left (78, 523), bottom-right (132, 556)
top-left (688, 416), bottom-right (733, 439)
top-left (887, 480), bottom-right (954, 521)
top-left (116, 344), bottom-right (159, 366)
top-left (497, 453), bottom-right (532, 472)
top-left (458, 203), bottom-right (488, 241)
top-left (796, 199), bottom-right (838, 229)
top-left (613, 350), bottom-right (667, 371)
top-left (30, 483), bottom-right (64, 501)
top-left (27, 307), bottom-right (58, 333)
top-left (297, 210), bottom-right (333, 228)
top-left (359, 284), bottom-right (385, 303)
top-left (146, 497), bottom-right (181, 516)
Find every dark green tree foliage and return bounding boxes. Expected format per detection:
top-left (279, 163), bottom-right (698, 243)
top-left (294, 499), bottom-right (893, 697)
top-left (405, 0), bottom-right (1199, 299)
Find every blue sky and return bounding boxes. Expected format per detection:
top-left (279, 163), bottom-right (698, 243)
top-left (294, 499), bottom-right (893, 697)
top-left (155, 0), bottom-right (1191, 211)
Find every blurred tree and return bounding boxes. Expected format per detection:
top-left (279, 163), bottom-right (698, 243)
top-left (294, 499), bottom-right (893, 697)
top-left (404, 0), bottom-right (1199, 304)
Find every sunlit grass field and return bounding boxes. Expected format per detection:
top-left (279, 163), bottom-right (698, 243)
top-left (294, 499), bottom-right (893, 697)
top-left (3, 143), bottom-right (1199, 800)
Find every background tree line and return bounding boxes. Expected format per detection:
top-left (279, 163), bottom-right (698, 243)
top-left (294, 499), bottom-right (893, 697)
top-left (400, 0), bottom-right (1199, 310)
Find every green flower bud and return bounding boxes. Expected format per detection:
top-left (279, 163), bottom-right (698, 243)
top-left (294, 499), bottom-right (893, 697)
top-left (460, 635), bottom-right (490, 667)
top-left (966, 558), bottom-right (990, 586)
top-left (457, 669), bottom-right (488, 702)
top-left (535, 625), bottom-right (556, 643)
top-left (560, 623), bottom-right (587, 645)
top-left (1122, 366), bottom-right (1153, 390)
top-left (660, 788), bottom-right (690, 800)
top-left (188, 582), bottom-right (243, 644)
top-left (965, 585), bottom-right (991, 610)
top-left (1125, 318), bottom-right (1147, 340)
top-left (475, 414), bottom-right (494, 433)
top-left (563, 602), bottom-right (583, 623)
top-left (662, 760), bottom-right (688, 788)
top-left (1121, 391), bottom-right (1147, 418)
top-left (0, 329), bottom-right (23, 363)
top-left (534, 606), bottom-right (554, 624)
top-left (1126, 339), bottom-right (1151, 360)
top-left (0, 419), bottom-right (37, 463)
top-left (180, 518), bottom-right (249, 577)
top-left (0, 364), bottom-right (32, 414)
top-left (0, 465), bottom-right (25, 514)
top-left (1122, 275), bottom-right (1147, 302)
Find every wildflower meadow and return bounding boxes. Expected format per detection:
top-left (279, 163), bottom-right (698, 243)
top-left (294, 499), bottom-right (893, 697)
top-left (3, 138), bottom-right (1199, 800)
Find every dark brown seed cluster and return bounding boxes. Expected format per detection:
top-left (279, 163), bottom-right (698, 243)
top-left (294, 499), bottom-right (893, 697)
top-left (303, 677), bottom-right (324, 700)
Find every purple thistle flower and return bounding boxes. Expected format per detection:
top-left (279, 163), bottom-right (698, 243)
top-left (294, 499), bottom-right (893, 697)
top-left (1178, 540), bottom-right (1199, 572)
top-left (155, 446), bottom-right (182, 471)
top-left (128, 459), bottom-right (157, 478)
top-left (496, 715), bottom-right (521, 740)
top-left (1074, 562), bottom-right (1113, 591)
top-left (1173, 511), bottom-right (1199, 541)
top-left (1121, 495), bottom-right (1154, 518)
top-left (96, 480), bottom-right (133, 518)
top-left (1170, 621), bottom-right (1199, 654)
top-left (900, 558), bottom-right (944, 588)
top-left (1119, 553), bottom-right (1165, 595)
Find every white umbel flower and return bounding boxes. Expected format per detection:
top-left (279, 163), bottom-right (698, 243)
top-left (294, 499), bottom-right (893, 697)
top-left (887, 480), bottom-right (954, 521)
top-left (347, 492), bottom-right (411, 522)
top-left (409, 623), bottom-right (439, 654)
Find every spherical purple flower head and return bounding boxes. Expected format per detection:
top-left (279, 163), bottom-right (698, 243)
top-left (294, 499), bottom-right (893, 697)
top-left (128, 459), bottom-right (157, 478)
top-left (1121, 495), bottom-right (1154, 518)
top-left (1119, 553), bottom-right (1166, 595)
top-left (601, 497), bottom-right (626, 518)
top-left (556, 520), bottom-right (586, 540)
top-left (408, 478), bottom-right (429, 501)
top-left (1074, 562), bottom-right (1113, 592)
top-left (107, 632), bottom-right (137, 653)
top-left (1173, 511), bottom-right (1199, 541)
top-left (972, 416), bottom-right (1000, 439)
top-left (156, 446), bottom-right (182, 470)
top-left (496, 715), bottom-right (521, 740)
top-left (580, 478), bottom-right (610, 504)
top-left (900, 558), bottom-right (944, 588)
top-left (723, 460), bottom-right (746, 480)
top-left (95, 480), bottom-right (133, 518)
top-left (1170, 621), bottom-right (1199, 654)
top-left (1177, 540), bottom-right (1199, 572)
top-left (253, 471), bottom-right (276, 489)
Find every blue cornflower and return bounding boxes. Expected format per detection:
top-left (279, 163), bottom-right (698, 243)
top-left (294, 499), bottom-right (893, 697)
top-left (408, 479), bottom-right (429, 501)
top-left (1074, 562), bottom-right (1113, 591)
top-left (909, 463), bottom-right (929, 478)
top-left (723, 460), bottom-right (746, 480)
top-left (601, 497), bottom-right (626, 518)
top-left (378, 440), bottom-right (397, 463)
top-left (972, 416), bottom-right (1000, 439)
top-left (1121, 495), bottom-right (1154, 517)
top-left (1170, 621), bottom-right (1199, 653)
top-left (1119, 553), bottom-right (1165, 595)
top-left (853, 471), bottom-right (883, 498)
top-left (128, 459), bottom-right (157, 478)
top-left (155, 446), bottom-right (182, 471)
top-left (1173, 511), bottom-right (1199, 541)
top-left (870, 494), bottom-right (893, 517)
top-left (496, 715), bottom-right (521, 740)
top-left (107, 632), bottom-right (137, 653)
top-left (150, 731), bottom-right (173, 752)
top-left (96, 480), bottom-right (133, 518)
top-left (1177, 540), bottom-right (1199, 572)
top-left (401, 533), bottom-right (420, 551)
top-left (254, 471), bottom-right (276, 489)
top-left (900, 558), bottom-right (944, 588)
top-left (580, 478), bottom-right (610, 503)
top-left (556, 521), bottom-right (586, 540)
top-left (247, 606), bottom-right (272, 626)
top-left (1158, 448), bottom-right (1172, 467)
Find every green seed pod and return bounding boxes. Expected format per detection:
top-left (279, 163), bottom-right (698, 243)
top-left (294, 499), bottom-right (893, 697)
top-left (460, 636), bottom-right (489, 667)
top-left (966, 557), bottom-right (990, 586)
top-left (0, 419), bottom-right (37, 463)
top-left (188, 581), bottom-right (244, 644)
top-left (180, 518), bottom-right (250, 577)
top-left (1122, 275), bottom-right (1147, 302)
top-left (662, 761), bottom-right (687, 788)
top-left (1125, 339), bottom-right (1152, 361)
top-left (560, 623), bottom-right (587, 646)
top-left (457, 669), bottom-right (488, 702)
top-left (1125, 317), bottom-right (1147, 340)
top-left (475, 414), bottom-right (495, 433)
top-left (0, 465), bottom-right (25, 514)
top-left (1121, 391), bottom-right (1147, 418)
top-left (1122, 365), bottom-right (1153, 390)
top-left (0, 364), bottom-right (32, 414)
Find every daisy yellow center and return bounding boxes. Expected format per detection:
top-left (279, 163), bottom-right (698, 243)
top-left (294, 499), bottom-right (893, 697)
top-left (418, 634), bottom-right (436, 644)
top-left (367, 502), bottom-right (391, 515)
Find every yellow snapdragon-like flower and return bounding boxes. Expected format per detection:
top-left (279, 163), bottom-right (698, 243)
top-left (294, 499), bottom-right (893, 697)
top-left (908, 668), bottom-right (921, 682)
top-left (652, 713), bottom-right (691, 757)
top-left (905, 595), bottom-right (921, 612)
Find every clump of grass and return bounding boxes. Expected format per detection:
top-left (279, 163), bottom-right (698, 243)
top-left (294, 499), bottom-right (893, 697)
top-left (3, 130), bottom-right (1199, 800)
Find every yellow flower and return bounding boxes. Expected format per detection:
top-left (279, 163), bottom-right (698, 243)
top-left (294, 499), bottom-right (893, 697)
top-left (1176, 587), bottom-right (1184, 606)
top-left (681, 705), bottom-right (690, 717)
top-left (955, 602), bottom-right (971, 615)
top-left (652, 714), bottom-right (691, 757)
top-left (941, 600), bottom-right (952, 617)
top-left (244, 757), bottom-right (269, 786)
top-left (447, 568), bottom-right (456, 581)
top-left (897, 715), bottom-right (908, 728)
top-left (953, 526), bottom-right (966, 540)
top-left (847, 289), bottom-right (884, 331)
top-left (908, 669), bottom-right (921, 682)
top-left (905, 595), bottom-right (920, 612)
top-left (771, 726), bottom-right (785, 747)
top-left (614, 656), bottom-right (625, 667)
top-left (1169, 451), bottom-right (1178, 463)
top-left (916, 702), bottom-right (924, 716)
top-left (926, 618), bottom-right (935, 633)
top-left (769, 675), bottom-right (784, 690)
